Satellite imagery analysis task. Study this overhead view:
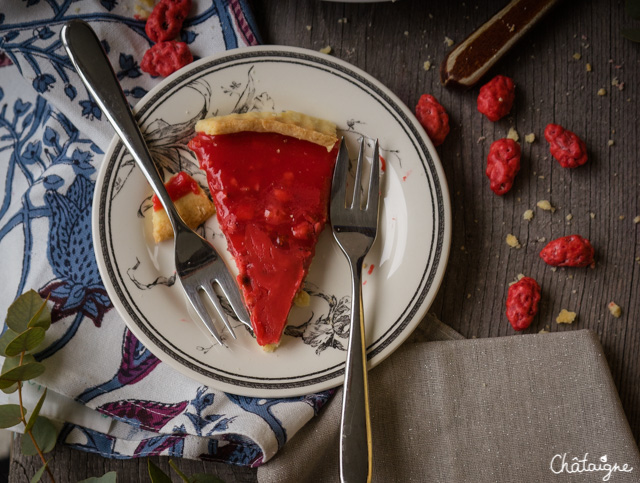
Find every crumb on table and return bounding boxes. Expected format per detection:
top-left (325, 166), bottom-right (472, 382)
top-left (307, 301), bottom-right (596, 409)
top-left (608, 302), bottom-right (622, 318)
top-left (506, 234), bottom-right (521, 249)
top-left (556, 309), bottom-right (577, 324)
top-left (537, 200), bottom-right (556, 212)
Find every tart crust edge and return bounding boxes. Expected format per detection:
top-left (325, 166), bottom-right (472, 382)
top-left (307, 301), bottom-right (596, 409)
top-left (195, 110), bottom-right (338, 151)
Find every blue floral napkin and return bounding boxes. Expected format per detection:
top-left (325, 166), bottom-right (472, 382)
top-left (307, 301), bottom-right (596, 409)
top-left (0, 0), bottom-right (333, 465)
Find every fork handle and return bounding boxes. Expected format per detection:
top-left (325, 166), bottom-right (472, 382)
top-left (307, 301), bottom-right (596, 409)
top-left (340, 256), bottom-right (373, 483)
top-left (61, 20), bottom-right (186, 233)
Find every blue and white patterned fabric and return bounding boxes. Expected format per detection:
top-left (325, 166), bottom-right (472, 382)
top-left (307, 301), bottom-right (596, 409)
top-left (0, 0), bottom-right (333, 464)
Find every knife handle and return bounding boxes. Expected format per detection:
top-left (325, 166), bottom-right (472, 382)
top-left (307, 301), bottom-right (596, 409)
top-left (440, 0), bottom-right (559, 88)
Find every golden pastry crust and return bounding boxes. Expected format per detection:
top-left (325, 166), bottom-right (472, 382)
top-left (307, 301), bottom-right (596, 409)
top-left (195, 111), bottom-right (338, 151)
top-left (261, 343), bottom-right (279, 353)
top-left (152, 191), bottom-right (215, 243)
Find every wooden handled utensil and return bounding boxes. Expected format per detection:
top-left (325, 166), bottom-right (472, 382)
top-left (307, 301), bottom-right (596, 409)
top-left (440, 0), bottom-right (559, 88)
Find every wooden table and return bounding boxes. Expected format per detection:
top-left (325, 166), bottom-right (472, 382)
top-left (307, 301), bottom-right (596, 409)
top-left (11, 0), bottom-right (639, 480)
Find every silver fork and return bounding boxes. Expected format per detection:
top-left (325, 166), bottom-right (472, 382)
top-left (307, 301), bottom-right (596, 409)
top-left (61, 20), bottom-right (250, 345)
top-left (331, 137), bottom-right (379, 483)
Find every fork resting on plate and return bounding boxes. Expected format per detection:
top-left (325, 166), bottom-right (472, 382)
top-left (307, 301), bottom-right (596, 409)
top-left (61, 20), bottom-right (250, 345)
top-left (331, 137), bottom-right (380, 483)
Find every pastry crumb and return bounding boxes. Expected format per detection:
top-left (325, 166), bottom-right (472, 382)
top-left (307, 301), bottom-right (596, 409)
top-left (423, 60), bottom-right (432, 71)
top-left (523, 209), bottom-right (534, 221)
top-left (572, 52), bottom-right (582, 60)
top-left (338, 17), bottom-right (348, 24)
top-left (444, 36), bottom-right (454, 47)
top-left (306, 25), bottom-right (312, 31)
top-left (293, 289), bottom-right (311, 307)
top-left (566, 213), bottom-right (573, 221)
top-left (597, 88), bottom-right (607, 96)
top-left (633, 215), bottom-right (640, 224)
top-left (556, 309), bottom-right (577, 324)
top-left (607, 139), bottom-right (615, 147)
top-left (525, 133), bottom-right (536, 144)
top-left (507, 127), bottom-right (519, 142)
top-left (537, 200), bottom-right (556, 212)
top-left (539, 328), bottom-right (549, 334)
top-left (607, 302), bottom-right (622, 318)
top-left (509, 273), bottom-right (526, 286)
top-left (506, 234), bottom-right (521, 249)
top-left (319, 46), bottom-right (332, 54)
top-left (586, 63), bottom-right (592, 72)
top-left (262, 343), bottom-right (279, 353)
top-left (477, 136), bottom-right (486, 143)
top-left (619, 215), bottom-right (625, 220)
top-left (134, 0), bottom-right (155, 19)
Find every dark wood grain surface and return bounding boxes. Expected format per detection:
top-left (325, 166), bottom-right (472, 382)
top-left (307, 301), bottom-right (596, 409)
top-left (11, 0), bottom-right (639, 481)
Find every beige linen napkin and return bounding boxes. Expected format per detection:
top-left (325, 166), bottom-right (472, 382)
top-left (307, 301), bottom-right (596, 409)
top-left (258, 315), bottom-right (640, 482)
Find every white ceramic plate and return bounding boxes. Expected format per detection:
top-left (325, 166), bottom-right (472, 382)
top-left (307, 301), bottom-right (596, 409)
top-left (94, 46), bottom-right (451, 397)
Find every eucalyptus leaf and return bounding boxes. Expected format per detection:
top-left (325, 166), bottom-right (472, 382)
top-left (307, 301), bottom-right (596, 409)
top-left (0, 404), bottom-right (23, 428)
top-left (26, 388), bottom-right (47, 432)
top-left (30, 462), bottom-right (48, 483)
top-left (21, 416), bottom-right (57, 455)
top-left (1, 356), bottom-right (23, 394)
top-left (621, 27), bottom-right (640, 42)
top-left (78, 471), bottom-right (118, 483)
top-left (626, 0), bottom-right (640, 19)
top-left (169, 459), bottom-right (190, 482)
top-left (4, 327), bottom-right (46, 356)
top-left (2, 353), bottom-right (36, 375)
top-left (6, 290), bottom-right (49, 334)
top-left (1, 383), bottom-right (19, 394)
top-left (0, 329), bottom-right (19, 356)
top-left (148, 459), bottom-right (173, 483)
top-left (0, 362), bottom-right (45, 389)
top-left (27, 294), bottom-right (51, 331)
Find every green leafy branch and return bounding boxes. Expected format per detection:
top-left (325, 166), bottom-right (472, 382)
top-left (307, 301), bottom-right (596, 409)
top-left (0, 291), bottom-right (225, 482)
top-left (0, 290), bottom-right (57, 482)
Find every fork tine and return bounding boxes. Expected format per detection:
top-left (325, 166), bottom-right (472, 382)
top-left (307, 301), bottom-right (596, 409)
top-left (183, 284), bottom-right (224, 345)
top-left (201, 281), bottom-right (237, 339)
top-left (351, 138), bottom-right (366, 209)
top-left (331, 137), bottom-right (350, 214)
top-left (366, 140), bottom-right (380, 214)
top-left (215, 262), bottom-right (251, 328)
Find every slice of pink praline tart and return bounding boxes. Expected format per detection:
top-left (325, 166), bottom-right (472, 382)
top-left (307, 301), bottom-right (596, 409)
top-left (188, 111), bottom-right (339, 351)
